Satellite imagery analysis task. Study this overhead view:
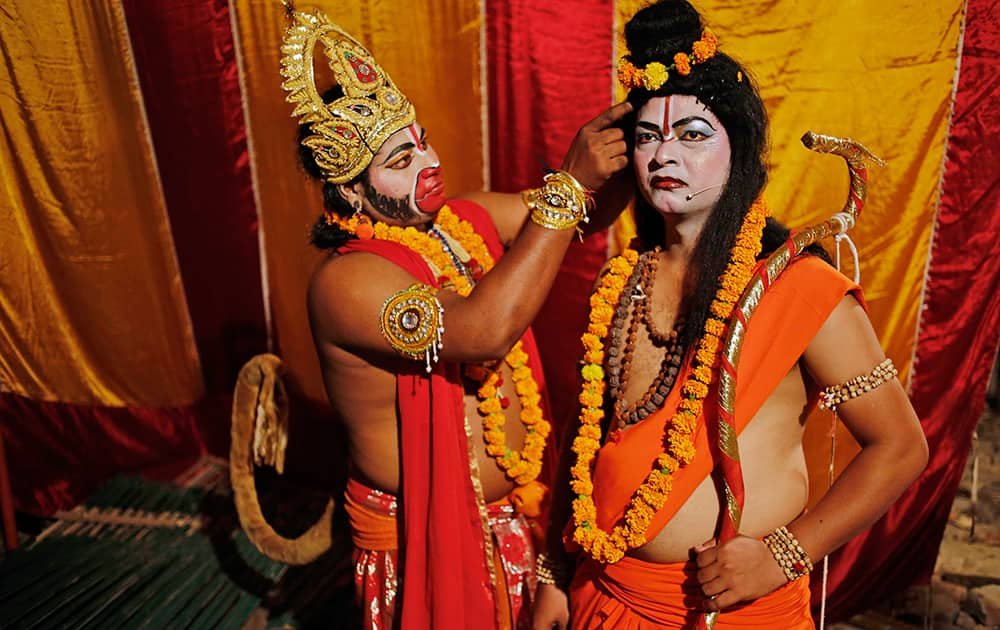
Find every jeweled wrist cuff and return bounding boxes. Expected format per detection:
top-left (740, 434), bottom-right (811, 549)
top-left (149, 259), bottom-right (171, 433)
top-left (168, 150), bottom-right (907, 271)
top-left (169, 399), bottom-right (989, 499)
top-left (523, 170), bottom-right (593, 233)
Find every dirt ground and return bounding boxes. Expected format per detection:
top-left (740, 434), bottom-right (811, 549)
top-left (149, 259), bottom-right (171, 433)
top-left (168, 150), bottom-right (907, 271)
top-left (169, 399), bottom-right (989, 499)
top-left (830, 403), bottom-right (1000, 630)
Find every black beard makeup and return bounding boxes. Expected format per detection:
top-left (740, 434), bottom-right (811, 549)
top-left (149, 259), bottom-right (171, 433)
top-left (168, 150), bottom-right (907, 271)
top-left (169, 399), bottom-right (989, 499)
top-left (362, 178), bottom-right (416, 222)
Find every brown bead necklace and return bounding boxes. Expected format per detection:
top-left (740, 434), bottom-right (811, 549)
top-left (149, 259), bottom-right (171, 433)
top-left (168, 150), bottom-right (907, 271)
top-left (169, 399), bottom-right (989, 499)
top-left (606, 250), bottom-right (685, 432)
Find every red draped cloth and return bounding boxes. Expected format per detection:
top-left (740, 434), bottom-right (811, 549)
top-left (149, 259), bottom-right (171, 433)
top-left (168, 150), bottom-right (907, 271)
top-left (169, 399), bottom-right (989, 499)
top-left (121, 0), bottom-right (266, 396)
top-left (337, 199), bottom-right (551, 629)
top-left (485, 0), bottom-right (613, 444)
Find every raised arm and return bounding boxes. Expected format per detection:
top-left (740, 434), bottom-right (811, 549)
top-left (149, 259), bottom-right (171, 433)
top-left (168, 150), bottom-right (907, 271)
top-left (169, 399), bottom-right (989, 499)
top-left (460, 103), bottom-right (633, 248)
top-left (311, 102), bottom-right (632, 365)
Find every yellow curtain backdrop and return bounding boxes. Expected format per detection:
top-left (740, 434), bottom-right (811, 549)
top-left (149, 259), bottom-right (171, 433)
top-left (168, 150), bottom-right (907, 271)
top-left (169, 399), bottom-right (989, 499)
top-left (0, 0), bottom-right (203, 406)
top-left (613, 0), bottom-right (962, 499)
top-left (230, 0), bottom-right (485, 402)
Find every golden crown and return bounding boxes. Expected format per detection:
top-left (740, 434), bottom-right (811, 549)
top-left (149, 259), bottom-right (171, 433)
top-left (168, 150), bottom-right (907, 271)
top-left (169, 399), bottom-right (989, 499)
top-left (280, 8), bottom-right (415, 184)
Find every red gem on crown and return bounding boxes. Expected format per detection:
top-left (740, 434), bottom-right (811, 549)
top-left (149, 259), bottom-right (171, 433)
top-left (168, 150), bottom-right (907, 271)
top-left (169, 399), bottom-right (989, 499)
top-left (345, 52), bottom-right (378, 84)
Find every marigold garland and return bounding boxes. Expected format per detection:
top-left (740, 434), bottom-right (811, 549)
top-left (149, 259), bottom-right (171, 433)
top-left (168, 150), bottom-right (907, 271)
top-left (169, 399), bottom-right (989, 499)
top-left (617, 29), bottom-right (719, 91)
top-left (569, 198), bottom-right (769, 563)
top-left (481, 341), bottom-right (551, 484)
top-left (333, 206), bottom-right (550, 485)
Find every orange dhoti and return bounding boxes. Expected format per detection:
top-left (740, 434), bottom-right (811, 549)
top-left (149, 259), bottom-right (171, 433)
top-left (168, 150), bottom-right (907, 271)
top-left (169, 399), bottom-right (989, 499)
top-left (570, 556), bottom-right (813, 629)
top-left (566, 258), bottom-right (861, 629)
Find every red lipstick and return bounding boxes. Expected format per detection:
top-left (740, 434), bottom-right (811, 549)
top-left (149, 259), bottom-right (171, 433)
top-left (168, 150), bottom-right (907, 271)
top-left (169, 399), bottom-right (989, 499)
top-left (651, 176), bottom-right (686, 190)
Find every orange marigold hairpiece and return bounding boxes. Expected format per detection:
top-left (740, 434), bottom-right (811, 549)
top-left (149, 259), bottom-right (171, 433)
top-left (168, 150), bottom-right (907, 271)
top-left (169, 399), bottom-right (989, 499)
top-left (617, 28), bottom-right (718, 91)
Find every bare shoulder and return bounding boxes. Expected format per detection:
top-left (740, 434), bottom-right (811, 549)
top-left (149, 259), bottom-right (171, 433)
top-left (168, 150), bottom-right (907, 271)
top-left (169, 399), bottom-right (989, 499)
top-left (801, 294), bottom-right (883, 384)
top-left (801, 293), bottom-right (923, 446)
top-left (307, 251), bottom-right (422, 348)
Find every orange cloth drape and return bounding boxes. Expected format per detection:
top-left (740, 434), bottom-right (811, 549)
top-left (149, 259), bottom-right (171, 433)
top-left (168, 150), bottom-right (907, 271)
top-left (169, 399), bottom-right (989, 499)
top-left (229, 1), bottom-right (486, 402)
top-left (570, 556), bottom-right (813, 629)
top-left (0, 0), bottom-right (202, 406)
top-left (610, 0), bottom-right (963, 501)
top-left (585, 258), bottom-right (860, 542)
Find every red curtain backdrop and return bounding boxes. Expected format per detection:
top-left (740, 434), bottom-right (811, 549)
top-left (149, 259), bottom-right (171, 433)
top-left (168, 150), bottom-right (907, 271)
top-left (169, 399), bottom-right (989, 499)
top-left (486, 0), bottom-right (614, 441)
top-left (3, 0), bottom-right (273, 515)
top-left (121, 0), bottom-right (267, 396)
top-left (2, 4), bottom-right (998, 622)
top-left (0, 393), bottom-right (204, 516)
top-left (819, 0), bottom-right (1000, 619)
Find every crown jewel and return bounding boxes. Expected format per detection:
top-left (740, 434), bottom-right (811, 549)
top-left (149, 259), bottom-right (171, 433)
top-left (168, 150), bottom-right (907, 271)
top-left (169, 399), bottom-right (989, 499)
top-left (280, 9), bottom-right (415, 184)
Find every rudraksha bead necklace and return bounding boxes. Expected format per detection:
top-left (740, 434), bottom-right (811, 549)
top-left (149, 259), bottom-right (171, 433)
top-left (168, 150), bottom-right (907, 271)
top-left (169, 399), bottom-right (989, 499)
top-left (606, 250), bottom-right (685, 433)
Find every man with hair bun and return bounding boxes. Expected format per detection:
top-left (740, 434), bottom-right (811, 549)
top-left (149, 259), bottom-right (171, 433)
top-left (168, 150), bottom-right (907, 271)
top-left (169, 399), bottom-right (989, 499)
top-left (534, 1), bottom-right (927, 628)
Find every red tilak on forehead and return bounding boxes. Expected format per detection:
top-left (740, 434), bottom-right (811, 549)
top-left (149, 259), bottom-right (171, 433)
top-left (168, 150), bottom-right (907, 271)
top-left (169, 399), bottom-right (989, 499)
top-left (406, 123), bottom-right (425, 155)
top-left (662, 95), bottom-right (671, 136)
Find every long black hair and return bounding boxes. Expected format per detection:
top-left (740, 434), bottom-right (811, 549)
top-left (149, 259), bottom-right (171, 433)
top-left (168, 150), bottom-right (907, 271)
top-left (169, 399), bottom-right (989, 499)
top-left (623, 0), bottom-right (828, 355)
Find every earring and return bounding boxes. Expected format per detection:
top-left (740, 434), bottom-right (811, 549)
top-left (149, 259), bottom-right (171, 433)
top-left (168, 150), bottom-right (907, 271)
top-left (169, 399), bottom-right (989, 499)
top-left (352, 200), bottom-right (374, 240)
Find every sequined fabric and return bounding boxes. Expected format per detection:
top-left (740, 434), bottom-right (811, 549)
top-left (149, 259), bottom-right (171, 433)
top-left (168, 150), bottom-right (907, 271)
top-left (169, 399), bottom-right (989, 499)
top-left (488, 501), bottom-right (537, 629)
top-left (349, 482), bottom-right (537, 629)
top-left (351, 485), bottom-right (399, 630)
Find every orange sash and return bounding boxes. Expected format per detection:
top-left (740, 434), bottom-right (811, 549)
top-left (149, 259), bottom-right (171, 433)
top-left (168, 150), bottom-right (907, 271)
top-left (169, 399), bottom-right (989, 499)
top-left (581, 256), bottom-right (862, 546)
top-left (570, 556), bottom-right (814, 629)
top-left (344, 477), bottom-right (398, 551)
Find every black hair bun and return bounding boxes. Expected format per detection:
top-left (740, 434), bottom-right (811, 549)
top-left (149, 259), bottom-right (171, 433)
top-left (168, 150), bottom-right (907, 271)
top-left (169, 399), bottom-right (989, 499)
top-left (625, 1), bottom-right (703, 67)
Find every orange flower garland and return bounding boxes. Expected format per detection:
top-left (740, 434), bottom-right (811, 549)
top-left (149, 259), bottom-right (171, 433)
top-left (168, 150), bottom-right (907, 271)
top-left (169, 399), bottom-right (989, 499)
top-left (618, 29), bottom-right (719, 91)
top-left (332, 207), bottom-right (488, 295)
top-left (481, 341), bottom-right (551, 484)
top-left (332, 206), bottom-right (550, 486)
top-left (570, 198), bottom-right (770, 563)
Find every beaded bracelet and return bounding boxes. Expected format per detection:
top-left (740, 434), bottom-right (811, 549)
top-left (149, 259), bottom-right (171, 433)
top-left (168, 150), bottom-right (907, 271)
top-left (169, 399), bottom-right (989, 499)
top-left (523, 170), bottom-right (593, 234)
top-left (535, 551), bottom-right (572, 588)
top-left (762, 526), bottom-right (813, 582)
top-left (818, 358), bottom-right (898, 411)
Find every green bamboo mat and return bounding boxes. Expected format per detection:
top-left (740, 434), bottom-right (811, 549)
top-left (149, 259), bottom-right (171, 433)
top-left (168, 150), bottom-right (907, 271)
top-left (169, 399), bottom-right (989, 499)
top-left (0, 470), bottom-right (357, 629)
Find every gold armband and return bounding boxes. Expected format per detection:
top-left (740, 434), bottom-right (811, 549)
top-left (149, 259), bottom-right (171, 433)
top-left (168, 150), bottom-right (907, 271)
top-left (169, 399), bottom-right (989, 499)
top-left (818, 358), bottom-right (898, 411)
top-left (379, 284), bottom-right (444, 373)
top-left (523, 170), bottom-right (593, 234)
top-left (762, 526), bottom-right (813, 582)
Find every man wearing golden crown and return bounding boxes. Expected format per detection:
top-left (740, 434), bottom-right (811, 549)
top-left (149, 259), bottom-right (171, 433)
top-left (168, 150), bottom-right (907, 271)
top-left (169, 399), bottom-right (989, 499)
top-left (533, 2), bottom-right (928, 629)
top-left (280, 7), bottom-right (630, 630)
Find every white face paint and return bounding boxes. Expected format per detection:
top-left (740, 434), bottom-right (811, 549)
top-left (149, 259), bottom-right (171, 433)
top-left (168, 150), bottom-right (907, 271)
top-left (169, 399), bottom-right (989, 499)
top-left (363, 121), bottom-right (446, 226)
top-left (633, 95), bottom-right (731, 219)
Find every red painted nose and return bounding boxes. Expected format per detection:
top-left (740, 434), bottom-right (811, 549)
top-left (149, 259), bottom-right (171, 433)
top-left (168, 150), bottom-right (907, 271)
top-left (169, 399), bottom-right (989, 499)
top-left (415, 167), bottom-right (446, 212)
